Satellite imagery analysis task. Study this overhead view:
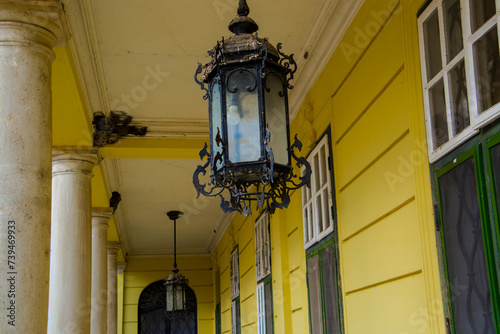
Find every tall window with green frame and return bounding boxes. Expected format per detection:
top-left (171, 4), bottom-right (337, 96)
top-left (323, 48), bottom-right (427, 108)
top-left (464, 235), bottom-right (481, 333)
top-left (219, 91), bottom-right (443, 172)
top-left (301, 132), bottom-right (342, 334)
top-left (433, 129), bottom-right (500, 334)
top-left (255, 212), bottom-right (273, 334)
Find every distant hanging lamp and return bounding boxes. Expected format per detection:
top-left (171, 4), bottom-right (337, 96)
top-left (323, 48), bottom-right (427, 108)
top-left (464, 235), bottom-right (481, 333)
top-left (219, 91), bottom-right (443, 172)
top-left (193, 0), bottom-right (311, 216)
top-left (164, 211), bottom-right (189, 320)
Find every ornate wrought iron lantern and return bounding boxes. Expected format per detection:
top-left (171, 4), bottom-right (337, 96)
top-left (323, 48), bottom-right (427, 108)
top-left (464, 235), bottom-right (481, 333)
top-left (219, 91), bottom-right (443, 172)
top-left (164, 211), bottom-right (190, 320)
top-left (193, 0), bottom-right (311, 216)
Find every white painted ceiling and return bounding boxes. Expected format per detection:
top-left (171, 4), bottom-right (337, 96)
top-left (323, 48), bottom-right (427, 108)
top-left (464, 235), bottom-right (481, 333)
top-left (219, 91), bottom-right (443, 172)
top-left (63, 0), bottom-right (358, 256)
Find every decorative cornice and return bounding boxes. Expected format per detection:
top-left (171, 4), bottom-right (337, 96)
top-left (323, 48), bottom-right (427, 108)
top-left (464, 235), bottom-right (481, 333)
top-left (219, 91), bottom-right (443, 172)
top-left (129, 118), bottom-right (209, 139)
top-left (289, 0), bottom-right (364, 120)
top-left (206, 212), bottom-right (235, 253)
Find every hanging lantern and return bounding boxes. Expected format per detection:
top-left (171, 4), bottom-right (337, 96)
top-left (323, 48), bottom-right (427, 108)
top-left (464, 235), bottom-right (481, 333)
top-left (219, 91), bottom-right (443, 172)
top-left (164, 211), bottom-right (189, 320)
top-left (193, 0), bottom-right (311, 216)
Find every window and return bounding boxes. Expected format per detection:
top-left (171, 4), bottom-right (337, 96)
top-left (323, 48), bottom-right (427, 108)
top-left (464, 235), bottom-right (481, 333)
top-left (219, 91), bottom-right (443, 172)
top-left (255, 213), bottom-right (271, 281)
top-left (433, 129), bottom-right (500, 333)
top-left (231, 299), bottom-right (241, 334)
top-left (418, 0), bottom-right (500, 162)
top-left (230, 246), bottom-right (239, 300)
top-left (302, 135), bottom-right (334, 249)
top-left (256, 279), bottom-right (273, 334)
top-left (306, 240), bottom-right (342, 334)
top-left (230, 247), bottom-right (240, 334)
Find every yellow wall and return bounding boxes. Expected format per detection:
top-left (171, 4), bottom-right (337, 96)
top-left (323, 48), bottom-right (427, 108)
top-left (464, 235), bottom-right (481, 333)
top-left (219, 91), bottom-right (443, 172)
top-left (210, 0), bottom-right (447, 333)
top-left (119, 1), bottom-right (448, 333)
top-left (122, 255), bottom-right (214, 334)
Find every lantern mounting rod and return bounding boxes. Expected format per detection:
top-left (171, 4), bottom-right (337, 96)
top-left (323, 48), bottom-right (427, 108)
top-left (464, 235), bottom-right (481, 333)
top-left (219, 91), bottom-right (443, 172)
top-left (167, 211), bottom-right (183, 273)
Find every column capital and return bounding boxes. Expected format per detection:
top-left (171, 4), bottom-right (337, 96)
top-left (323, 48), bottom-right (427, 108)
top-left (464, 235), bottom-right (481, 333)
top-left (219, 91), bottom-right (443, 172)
top-left (107, 241), bottom-right (121, 256)
top-left (92, 207), bottom-right (114, 219)
top-left (52, 147), bottom-right (99, 176)
top-left (92, 207), bottom-right (113, 228)
top-left (0, 0), bottom-right (68, 47)
top-left (117, 262), bottom-right (127, 274)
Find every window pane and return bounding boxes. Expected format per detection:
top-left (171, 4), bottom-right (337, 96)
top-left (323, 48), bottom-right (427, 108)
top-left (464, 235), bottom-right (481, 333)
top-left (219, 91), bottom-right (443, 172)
top-left (316, 194), bottom-right (324, 234)
top-left (226, 69), bottom-right (261, 163)
top-left (449, 60), bottom-right (470, 135)
top-left (319, 145), bottom-right (327, 187)
top-left (314, 153), bottom-right (320, 192)
top-left (265, 282), bottom-right (273, 334)
top-left (264, 72), bottom-right (288, 165)
top-left (444, 0), bottom-right (464, 61)
top-left (439, 157), bottom-right (495, 334)
top-left (470, 0), bottom-right (497, 32)
top-left (490, 142), bottom-right (500, 219)
top-left (473, 27), bottom-right (500, 113)
top-left (321, 245), bottom-right (340, 334)
top-left (423, 10), bottom-right (443, 80)
top-left (322, 188), bottom-right (330, 231)
top-left (429, 79), bottom-right (449, 148)
top-left (307, 255), bottom-right (323, 334)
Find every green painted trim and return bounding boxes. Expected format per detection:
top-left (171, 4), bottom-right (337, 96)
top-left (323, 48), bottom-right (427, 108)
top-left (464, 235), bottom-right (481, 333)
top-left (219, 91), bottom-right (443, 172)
top-left (263, 276), bottom-right (274, 334)
top-left (306, 234), bottom-right (335, 258)
top-left (475, 146), bottom-right (500, 333)
top-left (433, 126), bottom-right (500, 334)
top-left (485, 132), bottom-right (500, 287)
top-left (215, 303), bottom-right (222, 334)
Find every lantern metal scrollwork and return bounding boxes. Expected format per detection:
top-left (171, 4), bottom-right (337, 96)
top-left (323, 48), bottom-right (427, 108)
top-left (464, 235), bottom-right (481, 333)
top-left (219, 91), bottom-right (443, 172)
top-left (193, 0), bottom-right (311, 216)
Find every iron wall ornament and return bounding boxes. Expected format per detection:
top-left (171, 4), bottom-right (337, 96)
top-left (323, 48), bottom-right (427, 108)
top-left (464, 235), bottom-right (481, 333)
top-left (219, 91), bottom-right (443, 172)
top-left (92, 110), bottom-right (147, 147)
top-left (193, 0), bottom-right (311, 216)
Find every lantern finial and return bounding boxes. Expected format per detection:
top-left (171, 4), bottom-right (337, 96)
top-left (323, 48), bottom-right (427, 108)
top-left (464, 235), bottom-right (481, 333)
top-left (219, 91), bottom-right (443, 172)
top-left (228, 0), bottom-right (258, 35)
top-left (237, 0), bottom-right (250, 16)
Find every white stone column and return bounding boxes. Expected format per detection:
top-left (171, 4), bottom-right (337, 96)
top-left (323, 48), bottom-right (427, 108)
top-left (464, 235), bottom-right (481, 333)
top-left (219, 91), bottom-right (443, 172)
top-left (91, 208), bottom-right (113, 334)
top-left (0, 2), bottom-right (64, 333)
top-left (107, 242), bottom-right (121, 334)
top-left (48, 148), bottom-right (99, 334)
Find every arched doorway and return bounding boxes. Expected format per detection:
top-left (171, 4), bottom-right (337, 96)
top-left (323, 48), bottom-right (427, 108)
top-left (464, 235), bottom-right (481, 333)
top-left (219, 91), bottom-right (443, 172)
top-left (138, 280), bottom-right (197, 334)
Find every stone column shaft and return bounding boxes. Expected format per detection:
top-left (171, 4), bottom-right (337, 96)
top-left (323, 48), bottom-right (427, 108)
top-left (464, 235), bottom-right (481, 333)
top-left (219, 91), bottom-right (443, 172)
top-left (0, 2), bottom-right (63, 333)
top-left (91, 208), bottom-right (113, 334)
top-left (107, 242), bottom-right (121, 334)
top-left (48, 148), bottom-right (98, 334)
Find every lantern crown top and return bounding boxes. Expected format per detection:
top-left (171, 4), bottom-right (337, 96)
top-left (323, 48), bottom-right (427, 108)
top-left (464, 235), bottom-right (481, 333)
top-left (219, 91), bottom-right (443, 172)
top-left (229, 0), bottom-right (259, 35)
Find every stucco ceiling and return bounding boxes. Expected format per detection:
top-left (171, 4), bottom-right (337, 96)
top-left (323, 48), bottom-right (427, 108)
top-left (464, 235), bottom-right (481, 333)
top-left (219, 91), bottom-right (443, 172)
top-left (61, 0), bottom-right (360, 256)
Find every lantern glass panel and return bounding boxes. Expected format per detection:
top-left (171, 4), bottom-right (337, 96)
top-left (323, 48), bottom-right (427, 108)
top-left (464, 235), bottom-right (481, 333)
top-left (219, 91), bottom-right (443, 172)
top-left (211, 80), bottom-right (224, 170)
top-left (264, 72), bottom-right (288, 165)
top-left (226, 68), bottom-right (261, 163)
top-left (175, 285), bottom-right (184, 310)
top-left (166, 284), bottom-right (174, 311)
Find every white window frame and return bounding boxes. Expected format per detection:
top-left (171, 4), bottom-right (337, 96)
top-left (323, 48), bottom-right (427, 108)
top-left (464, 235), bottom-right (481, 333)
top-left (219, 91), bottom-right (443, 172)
top-left (418, 0), bottom-right (500, 162)
top-left (256, 282), bottom-right (266, 334)
top-left (230, 246), bottom-right (239, 300)
top-left (301, 135), bottom-right (334, 249)
top-left (255, 213), bottom-right (271, 282)
top-left (231, 300), bottom-right (239, 334)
